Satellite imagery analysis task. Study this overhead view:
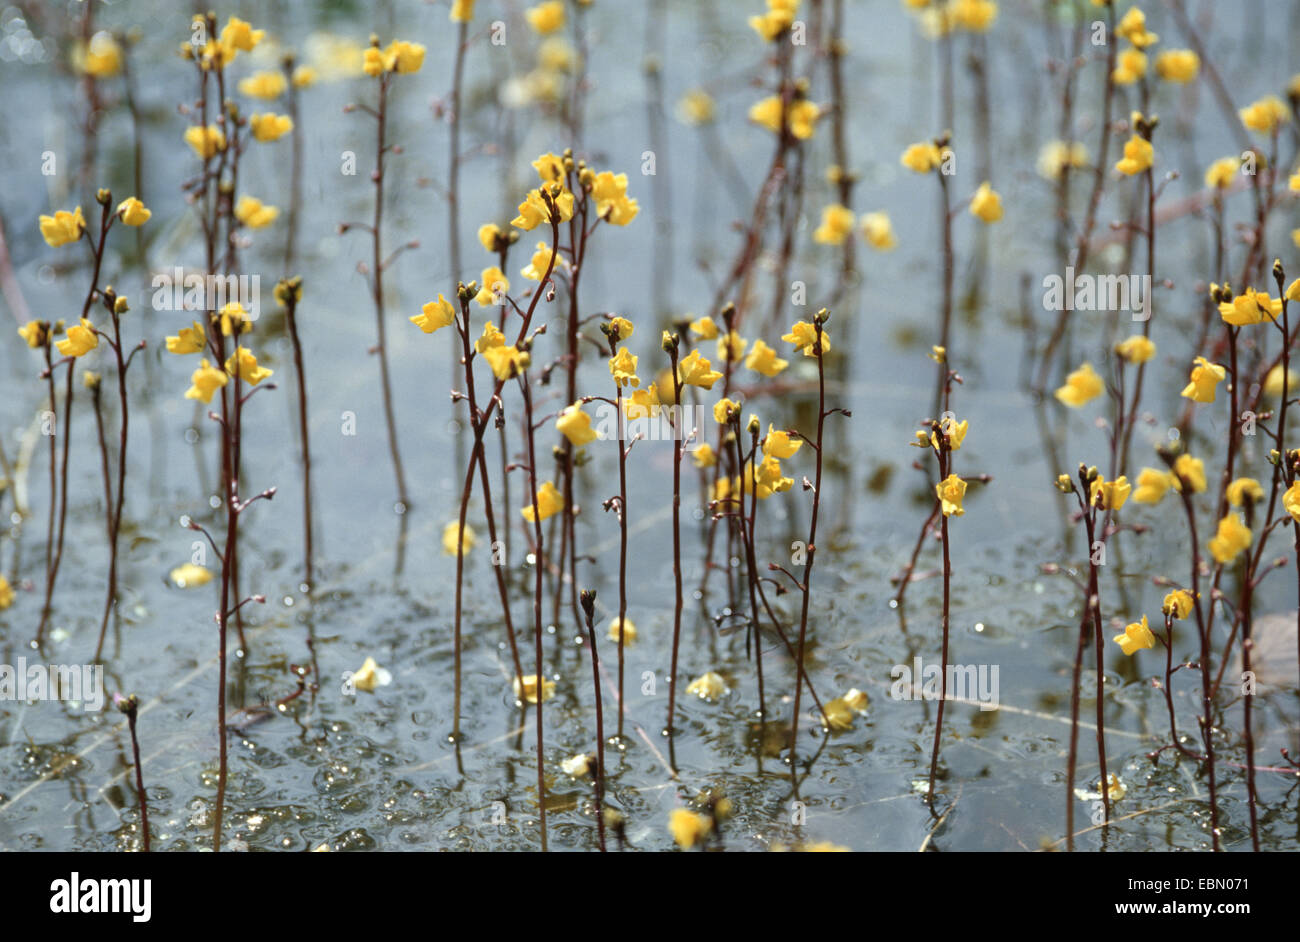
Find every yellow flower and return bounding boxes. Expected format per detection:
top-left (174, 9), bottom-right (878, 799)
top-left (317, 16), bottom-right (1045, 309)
top-left (1171, 454), bottom-right (1206, 494)
top-left (0, 574), bottom-right (12, 609)
top-left (692, 443), bottom-right (717, 469)
top-left (1219, 287), bottom-right (1281, 326)
top-left (752, 455), bottom-right (793, 499)
top-left (678, 349), bottom-right (723, 389)
top-left (1204, 156), bottom-right (1240, 189)
top-left (782, 320), bottom-right (830, 357)
top-left (169, 562), bottom-right (213, 588)
top-left (363, 46), bottom-right (386, 76)
top-left (387, 40), bottom-right (426, 73)
top-left (1207, 513), bottom-right (1251, 564)
top-left (116, 197), bottom-right (151, 226)
top-left (511, 187), bottom-right (574, 230)
top-left (1162, 590), bottom-right (1194, 620)
top-left (219, 302), bottom-right (252, 337)
top-left (166, 320), bottom-right (206, 355)
top-left (1180, 356), bottom-right (1225, 403)
top-left (526, 1), bottom-right (566, 33)
top-left (860, 211), bottom-right (897, 250)
top-left (39, 207), bottom-right (86, 247)
top-left (1132, 467), bottom-right (1173, 504)
top-left (1090, 475), bottom-right (1131, 510)
top-left (935, 473), bottom-right (967, 517)
top-left (669, 808), bottom-right (713, 849)
top-left (1037, 140), bottom-right (1089, 180)
top-left (749, 0), bottom-right (799, 42)
top-left (478, 223), bottom-right (503, 252)
top-left (592, 171), bottom-right (640, 226)
top-left (450, 0), bottom-right (476, 22)
top-left (292, 65), bottom-right (317, 88)
top-left (557, 403), bottom-right (599, 445)
top-left (609, 347), bottom-right (640, 388)
top-left (607, 616), bottom-right (636, 644)
top-left (442, 521), bottom-right (476, 555)
top-left (716, 330), bottom-right (746, 364)
top-left (475, 266), bottom-right (510, 306)
top-left (411, 294), bottom-right (456, 333)
top-left (748, 96), bottom-right (820, 139)
top-left (249, 113), bottom-right (293, 142)
top-left (607, 316), bottom-right (635, 342)
top-left (1054, 361), bottom-right (1104, 407)
top-left (744, 339), bottom-right (788, 377)
top-left (184, 124), bottom-right (226, 160)
top-left (761, 425), bottom-right (801, 460)
top-left (1116, 7), bottom-right (1158, 48)
top-left (522, 480), bottom-right (564, 522)
top-left (713, 398), bottom-right (740, 425)
top-left (76, 31), bottom-right (121, 78)
top-left (900, 140), bottom-right (944, 173)
top-left (1240, 96), bottom-right (1291, 134)
top-left (821, 697), bottom-right (856, 731)
top-left (352, 657), bottom-right (392, 692)
top-left (1155, 49), bottom-right (1199, 82)
top-left (1113, 616), bottom-right (1156, 656)
top-left (931, 417), bottom-right (969, 452)
top-left (238, 71), bottom-right (287, 99)
top-left (813, 204), bottom-right (855, 245)
top-left (220, 16), bottom-right (264, 53)
top-left (1264, 363), bottom-right (1299, 398)
top-left (1115, 334), bottom-right (1155, 364)
top-left (969, 182), bottom-right (1002, 222)
top-left (686, 671), bottom-right (728, 701)
top-left (476, 320), bottom-right (505, 354)
top-left (1226, 477), bottom-right (1263, 507)
top-left (625, 383), bottom-right (662, 420)
top-left (56, 318), bottom-right (97, 357)
top-left (17, 320), bottom-right (49, 349)
top-left (689, 316), bottom-right (719, 340)
top-left (521, 241), bottom-right (561, 280)
top-left (951, 0), bottom-right (997, 32)
top-left (1112, 48), bottom-right (1147, 85)
top-left (224, 347), bottom-right (273, 385)
top-left (235, 196), bottom-right (279, 229)
top-left (484, 344), bottom-right (530, 380)
top-left (677, 89), bottom-right (716, 125)
top-left (1115, 135), bottom-right (1154, 175)
top-left (185, 358), bottom-right (229, 403)
top-left (1288, 279), bottom-right (1300, 302)
top-left (1284, 481), bottom-right (1300, 522)
top-left (513, 674), bottom-right (556, 703)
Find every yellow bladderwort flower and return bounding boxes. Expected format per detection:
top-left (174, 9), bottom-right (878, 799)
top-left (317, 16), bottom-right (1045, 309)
top-left (39, 207), bottom-right (86, 247)
top-left (1037, 140), bottom-right (1089, 180)
top-left (744, 339), bottom-right (789, 377)
top-left (692, 443), bottom-right (718, 469)
top-left (900, 140), bottom-right (945, 173)
top-left (592, 172), bottom-right (640, 226)
top-left (522, 480), bottom-right (564, 522)
top-left (235, 195), bottom-right (279, 229)
top-left (249, 113), bottom-right (293, 142)
top-left (511, 186), bottom-right (574, 230)
top-left (1292, 171), bottom-right (1300, 193)
top-left (1155, 49), bottom-right (1199, 82)
top-left (184, 124), bottom-right (226, 160)
top-left (686, 671), bottom-right (728, 701)
top-left (512, 674), bottom-right (556, 704)
top-left (385, 40), bottom-right (426, 73)
top-left (0, 574), bottom-right (13, 609)
top-left (625, 383), bottom-right (661, 420)
top-left (1113, 615), bottom-right (1156, 656)
top-left (713, 398), bottom-right (740, 425)
top-left (669, 808), bottom-right (713, 849)
top-left (931, 417), bottom-right (969, 452)
top-left (525, 1), bottom-right (566, 34)
top-left (1284, 481), bottom-right (1300, 522)
top-left (1180, 356), bottom-right (1225, 403)
top-left (860, 211), bottom-right (897, 250)
top-left (76, 31), bottom-right (122, 78)
top-left (363, 46), bottom-right (387, 76)
top-left (56, 318), bottom-right (97, 357)
top-left (218, 302), bottom-right (252, 337)
top-left (782, 320), bottom-right (830, 357)
top-left (166, 320), bottom-right (206, 354)
top-left (1054, 361), bottom-right (1104, 407)
top-left (748, 96), bottom-right (820, 139)
top-left (17, 320), bottom-right (50, 349)
top-left (410, 294), bottom-right (456, 334)
top-left (238, 70), bottom-right (287, 99)
top-left (936, 474), bottom-right (967, 517)
top-left (221, 16), bottom-right (265, 53)
top-left (1204, 156), bottom-right (1240, 189)
top-left (115, 197), bottom-right (151, 226)
top-left (752, 455), bottom-right (793, 499)
top-left (1112, 47), bottom-right (1147, 85)
top-left (813, 204), bottom-right (855, 245)
top-left (749, 0), bottom-right (799, 42)
top-left (1090, 474), bottom-right (1132, 510)
top-left (475, 266), bottom-right (510, 306)
top-left (185, 358), bottom-right (229, 403)
top-left (676, 88), bottom-right (716, 125)
top-left (1171, 454), bottom-right (1206, 494)
top-left (521, 241), bottom-right (562, 280)
top-left (1115, 334), bottom-right (1155, 363)
top-left (951, 0), bottom-right (997, 31)
top-left (607, 616), bottom-right (637, 644)
top-left (169, 562), bottom-right (213, 588)
top-left (763, 425), bottom-right (802, 460)
top-left (689, 315), bottom-right (719, 340)
top-left (716, 330), bottom-right (746, 363)
top-left (1132, 467), bottom-right (1173, 503)
top-left (450, 0), bottom-right (476, 23)
top-left (484, 344), bottom-right (530, 380)
top-left (1226, 477), bottom-right (1263, 507)
top-left (1116, 7), bottom-right (1158, 48)
top-left (225, 347), bottom-right (273, 385)
top-left (1162, 590), bottom-right (1194, 620)
top-left (1208, 513), bottom-right (1251, 564)
top-left (442, 520), bottom-right (476, 555)
top-left (557, 403), bottom-right (599, 445)
top-left (292, 66), bottom-right (317, 88)
top-left (1115, 135), bottom-right (1154, 175)
top-left (1240, 95), bottom-right (1291, 134)
top-left (607, 316), bottom-right (635, 342)
top-left (1264, 363), bottom-right (1300, 398)
top-left (609, 347), bottom-right (640, 388)
top-left (969, 182), bottom-right (1003, 222)
top-left (475, 320), bottom-right (505, 354)
top-left (532, 152), bottom-right (566, 184)
top-left (478, 223), bottom-right (503, 252)
top-left (677, 349), bottom-right (723, 389)
top-left (1219, 287), bottom-right (1281, 325)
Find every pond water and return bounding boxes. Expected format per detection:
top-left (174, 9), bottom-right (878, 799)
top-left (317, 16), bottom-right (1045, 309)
top-left (0, 0), bottom-right (1297, 852)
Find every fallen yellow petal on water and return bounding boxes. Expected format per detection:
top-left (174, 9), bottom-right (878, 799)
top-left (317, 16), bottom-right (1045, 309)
top-left (169, 563), bottom-right (213, 589)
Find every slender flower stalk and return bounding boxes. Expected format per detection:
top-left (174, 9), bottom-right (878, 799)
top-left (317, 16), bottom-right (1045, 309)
top-left (278, 278), bottom-right (313, 589)
top-left (579, 589), bottom-right (606, 851)
top-left (665, 336), bottom-right (684, 738)
top-left (115, 693), bottom-right (149, 852)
